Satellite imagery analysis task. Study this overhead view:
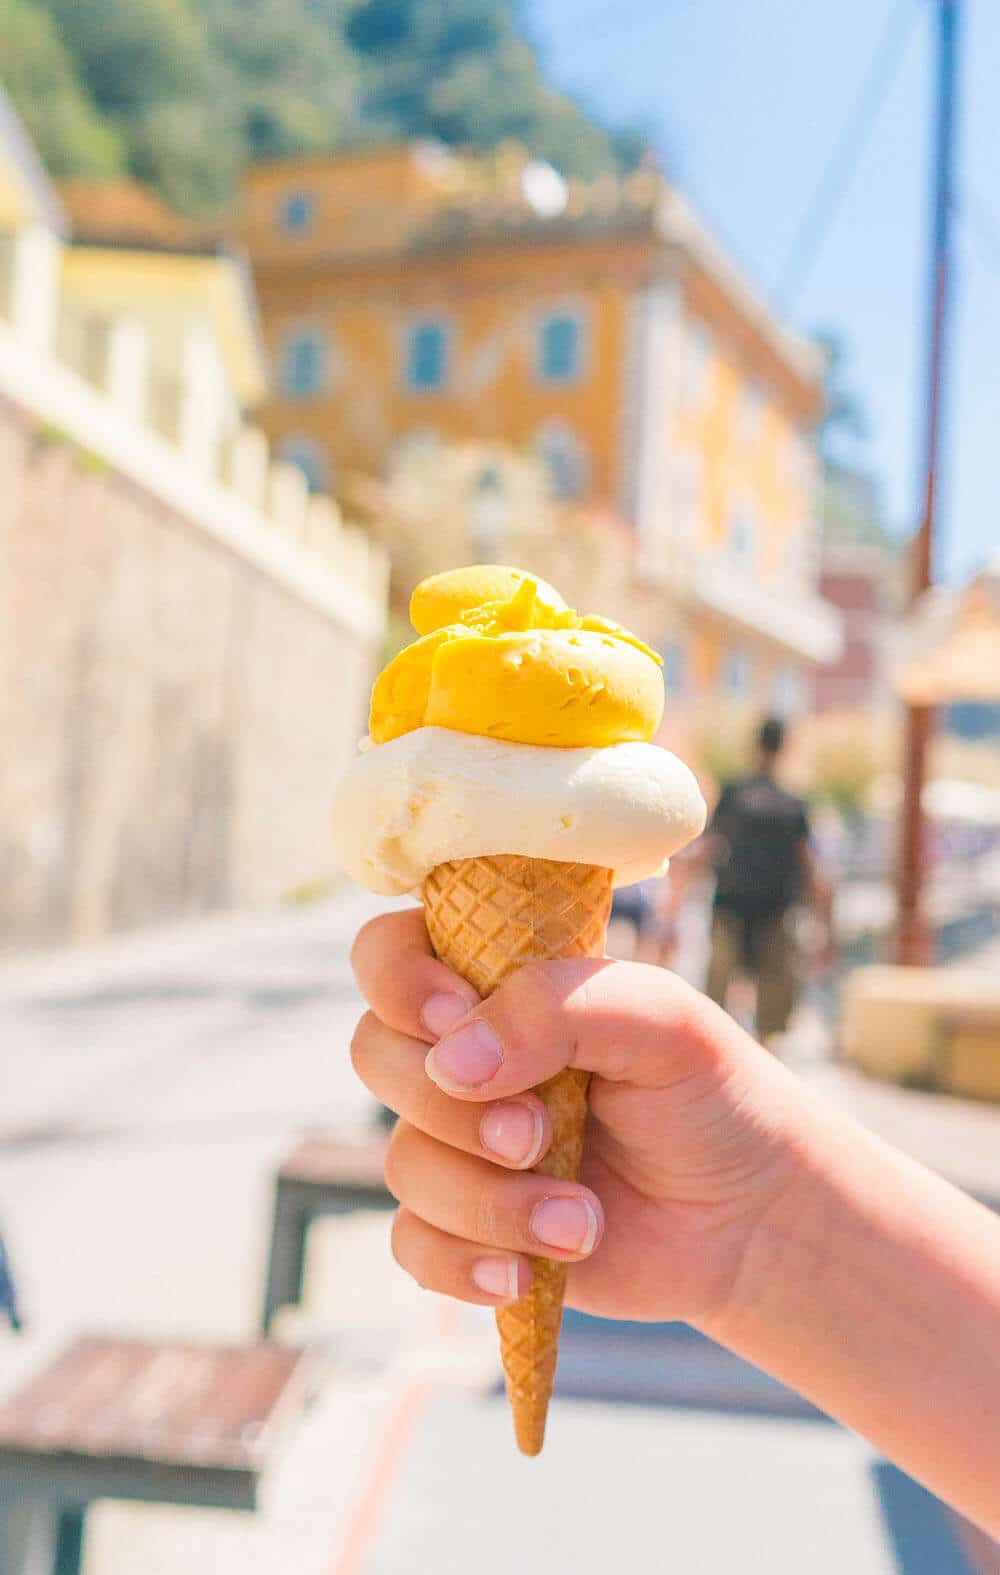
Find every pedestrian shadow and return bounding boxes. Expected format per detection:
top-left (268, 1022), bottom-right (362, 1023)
top-left (870, 1461), bottom-right (987, 1574)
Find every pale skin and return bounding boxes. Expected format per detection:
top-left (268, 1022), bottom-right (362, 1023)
top-left (351, 909), bottom-right (1000, 1536)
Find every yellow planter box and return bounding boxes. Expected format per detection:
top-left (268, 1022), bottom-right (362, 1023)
top-left (841, 966), bottom-right (1000, 1101)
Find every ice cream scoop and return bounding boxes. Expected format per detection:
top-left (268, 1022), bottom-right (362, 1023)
top-left (334, 727), bottom-right (705, 894)
top-left (370, 573), bottom-right (664, 749)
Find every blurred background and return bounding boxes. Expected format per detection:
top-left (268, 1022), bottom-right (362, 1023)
top-left (0, 1), bottom-right (998, 1570)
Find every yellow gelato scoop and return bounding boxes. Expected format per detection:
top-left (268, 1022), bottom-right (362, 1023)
top-left (370, 568), bottom-right (664, 749)
top-left (411, 565), bottom-right (566, 634)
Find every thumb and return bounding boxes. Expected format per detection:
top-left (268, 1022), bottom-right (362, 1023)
top-left (423, 958), bottom-right (752, 1101)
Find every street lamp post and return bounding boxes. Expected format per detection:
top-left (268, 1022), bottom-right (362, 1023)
top-left (895, 0), bottom-right (962, 965)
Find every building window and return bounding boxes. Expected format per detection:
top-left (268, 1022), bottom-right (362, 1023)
top-left (722, 645), bottom-right (751, 699)
top-left (671, 451), bottom-right (703, 540)
top-left (784, 520), bottom-right (819, 588)
top-left (537, 311), bottom-right (583, 382)
top-left (661, 639), bottom-right (687, 696)
top-left (737, 380), bottom-right (765, 443)
top-left (536, 420), bottom-right (587, 500)
top-left (684, 320), bottom-right (713, 405)
top-left (279, 329), bottom-right (327, 398)
top-left (405, 319), bottom-right (449, 391)
top-left (787, 431), bottom-right (815, 491)
top-left (278, 435), bottom-right (328, 494)
top-left (727, 500), bottom-right (757, 566)
top-left (773, 664), bottom-right (805, 717)
top-left (280, 192), bottom-right (314, 233)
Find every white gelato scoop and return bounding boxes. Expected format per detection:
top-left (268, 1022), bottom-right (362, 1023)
top-left (333, 725), bottom-right (706, 895)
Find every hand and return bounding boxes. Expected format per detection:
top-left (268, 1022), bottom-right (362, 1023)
top-left (350, 907), bottom-right (807, 1328)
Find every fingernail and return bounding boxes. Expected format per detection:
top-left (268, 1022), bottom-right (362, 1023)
top-left (425, 1021), bottom-right (502, 1090)
top-left (480, 1102), bottom-right (544, 1168)
top-left (530, 1196), bottom-right (600, 1255)
top-left (471, 1257), bottom-right (521, 1301)
top-left (421, 992), bottom-right (474, 1038)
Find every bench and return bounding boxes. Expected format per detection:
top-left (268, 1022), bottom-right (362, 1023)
top-left (0, 1334), bottom-right (311, 1575)
top-left (262, 1132), bottom-right (393, 1332)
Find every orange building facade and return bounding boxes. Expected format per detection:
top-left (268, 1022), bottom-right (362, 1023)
top-left (240, 143), bottom-right (842, 717)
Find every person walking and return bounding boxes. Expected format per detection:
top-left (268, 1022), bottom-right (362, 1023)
top-left (703, 716), bottom-right (830, 1048)
top-left (609, 874), bottom-right (678, 968)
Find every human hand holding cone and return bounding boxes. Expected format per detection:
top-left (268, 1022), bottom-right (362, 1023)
top-left (334, 566), bottom-right (706, 1454)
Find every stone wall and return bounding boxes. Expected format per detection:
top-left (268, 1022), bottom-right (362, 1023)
top-left (0, 400), bottom-right (376, 947)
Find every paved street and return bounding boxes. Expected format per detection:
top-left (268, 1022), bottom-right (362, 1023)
top-left (0, 893), bottom-right (997, 1573)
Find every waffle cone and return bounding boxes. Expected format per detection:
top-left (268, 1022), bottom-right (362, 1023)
top-left (422, 853), bottom-right (613, 1455)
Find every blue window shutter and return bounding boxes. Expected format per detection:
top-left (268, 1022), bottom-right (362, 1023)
top-left (406, 322), bottom-right (447, 390)
top-left (539, 314), bottom-right (580, 381)
top-left (283, 332), bottom-right (325, 396)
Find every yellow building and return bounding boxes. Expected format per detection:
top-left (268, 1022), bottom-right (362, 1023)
top-left (55, 179), bottom-right (266, 475)
top-left (0, 82), bottom-right (66, 351)
top-left (241, 141), bottom-right (841, 715)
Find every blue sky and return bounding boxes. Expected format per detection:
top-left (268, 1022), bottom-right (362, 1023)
top-left (529, 0), bottom-right (999, 581)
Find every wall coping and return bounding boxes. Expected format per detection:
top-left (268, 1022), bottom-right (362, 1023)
top-left (0, 319), bottom-right (385, 643)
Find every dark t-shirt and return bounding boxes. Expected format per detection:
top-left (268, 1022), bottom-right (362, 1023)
top-left (710, 774), bottom-right (810, 918)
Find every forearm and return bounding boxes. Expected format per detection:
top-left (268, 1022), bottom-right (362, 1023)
top-left (708, 1094), bottom-right (1000, 1534)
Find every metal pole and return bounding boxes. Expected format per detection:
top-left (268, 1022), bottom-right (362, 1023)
top-left (895, 0), bottom-right (961, 965)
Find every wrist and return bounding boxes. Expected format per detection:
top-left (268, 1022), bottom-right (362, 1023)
top-left (696, 1082), bottom-right (844, 1349)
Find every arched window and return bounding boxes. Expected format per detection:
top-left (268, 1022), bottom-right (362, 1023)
top-left (277, 435), bottom-right (329, 494)
top-left (279, 329), bottom-right (327, 397)
top-left (536, 420), bottom-right (588, 501)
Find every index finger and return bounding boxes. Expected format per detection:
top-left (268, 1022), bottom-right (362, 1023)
top-left (350, 906), bottom-right (481, 1042)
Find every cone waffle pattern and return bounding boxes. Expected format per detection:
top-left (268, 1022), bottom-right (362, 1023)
top-left (423, 854), bottom-right (613, 1455)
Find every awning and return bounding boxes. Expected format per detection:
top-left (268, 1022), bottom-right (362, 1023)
top-left (894, 561), bottom-right (1000, 703)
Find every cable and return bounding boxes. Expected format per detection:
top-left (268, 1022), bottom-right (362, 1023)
top-left (773, 0), bottom-right (921, 313)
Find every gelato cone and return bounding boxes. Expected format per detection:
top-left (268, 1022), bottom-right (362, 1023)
top-left (424, 852), bottom-right (611, 1454)
top-left (334, 565), bottom-right (706, 1454)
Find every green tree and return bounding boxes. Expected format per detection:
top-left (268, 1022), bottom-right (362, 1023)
top-left (42, 0), bottom-right (207, 119)
top-left (2, 0), bottom-right (644, 213)
top-left (814, 328), bottom-right (871, 465)
top-left (0, 0), bottom-right (122, 177)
